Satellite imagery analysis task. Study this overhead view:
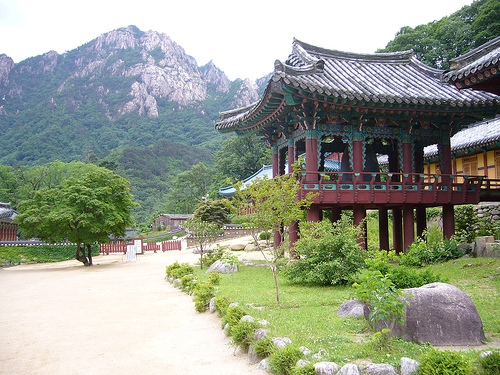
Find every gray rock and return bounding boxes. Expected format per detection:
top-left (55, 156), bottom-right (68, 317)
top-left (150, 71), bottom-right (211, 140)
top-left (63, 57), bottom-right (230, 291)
top-left (296, 359), bottom-right (310, 367)
top-left (254, 328), bottom-right (269, 341)
top-left (400, 357), bottom-right (420, 375)
top-left (272, 337), bottom-right (292, 348)
top-left (229, 302), bottom-right (239, 307)
top-left (209, 297), bottom-right (216, 313)
top-left (314, 361), bottom-right (340, 375)
top-left (248, 345), bottom-right (261, 365)
top-left (338, 300), bottom-right (365, 318)
top-left (240, 315), bottom-right (255, 323)
top-left (257, 358), bottom-right (269, 371)
top-left (337, 363), bottom-right (362, 375)
top-left (206, 259), bottom-right (238, 274)
top-left (364, 363), bottom-right (398, 375)
top-left (300, 346), bottom-right (312, 356)
top-left (230, 243), bottom-right (246, 251)
top-left (369, 282), bottom-right (486, 345)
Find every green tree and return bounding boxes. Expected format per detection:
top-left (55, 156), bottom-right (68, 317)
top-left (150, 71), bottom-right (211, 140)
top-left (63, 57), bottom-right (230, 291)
top-left (184, 217), bottom-right (222, 269)
top-left (164, 163), bottom-right (214, 214)
top-left (234, 173), bottom-right (315, 304)
top-left (193, 199), bottom-right (231, 227)
top-left (215, 134), bottom-right (271, 180)
top-left (16, 165), bottom-right (137, 266)
top-left (378, 0), bottom-right (498, 69)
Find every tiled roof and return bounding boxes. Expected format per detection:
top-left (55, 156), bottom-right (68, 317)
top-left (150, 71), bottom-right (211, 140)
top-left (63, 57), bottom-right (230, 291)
top-left (424, 116), bottom-right (500, 157)
top-left (159, 214), bottom-right (194, 220)
top-left (216, 39), bottom-right (500, 132)
top-left (0, 205), bottom-right (17, 221)
top-left (444, 36), bottom-right (500, 92)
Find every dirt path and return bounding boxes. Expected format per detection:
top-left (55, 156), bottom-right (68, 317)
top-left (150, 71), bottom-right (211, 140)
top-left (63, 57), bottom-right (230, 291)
top-left (0, 245), bottom-right (265, 375)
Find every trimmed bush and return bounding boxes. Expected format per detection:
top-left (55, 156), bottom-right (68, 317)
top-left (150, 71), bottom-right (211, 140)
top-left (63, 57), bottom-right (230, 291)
top-left (193, 282), bottom-right (215, 313)
top-left (254, 336), bottom-right (277, 358)
top-left (478, 351), bottom-right (500, 375)
top-left (165, 261), bottom-right (194, 279)
top-left (291, 363), bottom-right (315, 375)
top-left (418, 349), bottom-right (472, 375)
top-left (269, 345), bottom-right (304, 375)
top-left (231, 320), bottom-right (260, 352)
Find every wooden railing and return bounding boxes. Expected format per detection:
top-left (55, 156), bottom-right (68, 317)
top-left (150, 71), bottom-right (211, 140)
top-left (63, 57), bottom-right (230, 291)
top-left (298, 171), bottom-right (491, 205)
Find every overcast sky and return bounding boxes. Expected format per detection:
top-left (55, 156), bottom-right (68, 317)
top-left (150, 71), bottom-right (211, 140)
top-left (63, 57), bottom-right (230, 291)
top-left (0, 0), bottom-right (474, 80)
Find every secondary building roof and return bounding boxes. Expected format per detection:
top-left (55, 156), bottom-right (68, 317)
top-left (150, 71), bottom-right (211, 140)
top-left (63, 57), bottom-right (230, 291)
top-left (444, 36), bottom-right (500, 95)
top-left (424, 116), bottom-right (500, 158)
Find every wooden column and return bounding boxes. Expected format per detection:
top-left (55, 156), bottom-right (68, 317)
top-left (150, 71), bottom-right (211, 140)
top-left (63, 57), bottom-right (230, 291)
top-left (272, 145), bottom-right (279, 178)
top-left (402, 140), bottom-right (415, 250)
top-left (393, 208), bottom-right (403, 254)
top-left (403, 205), bottom-right (415, 251)
top-left (353, 205), bottom-right (367, 249)
top-left (440, 140), bottom-right (455, 239)
top-left (379, 206), bottom-right (389, 251)
top-left (305, 130), bottom-right (318, 183)
top-left (288, 138), bottom-right (295, 174)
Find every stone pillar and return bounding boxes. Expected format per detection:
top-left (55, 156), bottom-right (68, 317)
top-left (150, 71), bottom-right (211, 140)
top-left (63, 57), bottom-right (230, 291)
top-left (379, 206), bottom-right (390, 251)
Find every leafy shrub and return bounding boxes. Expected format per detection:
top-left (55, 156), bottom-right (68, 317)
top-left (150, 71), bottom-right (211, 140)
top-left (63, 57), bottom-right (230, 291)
top-left (269, 345), bottom-right (303, 375)
top-left (399, 236), bottom-right (464, 267)
top-left (259, 231), bottom-right (271, 241)
top-left (193, 282), bottom-right (215, 313)
top-left (478, 351), bottom-right (500, 375)
top-left (0, 244), bottom-right (99, 264)
top-left (231, 320), bottom-right (260, 352)
top-left (223, 305), bottom-right (245, 331)
top-left (388, 266), bottom-right (443, 289)
top-left (165, 261), bottom-right (194, 279)
top-left (284, 216), bottom-right (366, 285)
top-left (353, 270), bottom-right (409, 330)
top-left (207, 271), bottom-right (221, 285)
top-left (291, 363), bottom-right (316, 375)
top-left (418, 349), bottom-right (472, 375)
top-left (202, 246), bottom-right (226, 268)
top-left (254, 336), bottom-right (277, 358)
top-left (363, 250), bottom-right (443, 289)
top-left (214, 296), bottom-right (231, 317)
top-left (181, 274), bottom-right (196, 292)
top-left (455, 204), bottom-right (478, 243)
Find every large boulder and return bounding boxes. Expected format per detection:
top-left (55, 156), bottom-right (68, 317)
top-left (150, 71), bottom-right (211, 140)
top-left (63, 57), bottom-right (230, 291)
top-left (371, 283), bottom-right (485, 345)
top-left (206, 260), bottom-right (238, 274)
top-left (338, 300), bottom-right (365, 318)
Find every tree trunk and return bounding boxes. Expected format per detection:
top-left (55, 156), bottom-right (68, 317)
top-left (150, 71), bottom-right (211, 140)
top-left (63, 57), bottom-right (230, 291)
top-left (86, 244), bottom-right (93, 266)
top-left (75, 243), bottom-right (90, 266)
top-left (272, 265), bottom-right (280, 304)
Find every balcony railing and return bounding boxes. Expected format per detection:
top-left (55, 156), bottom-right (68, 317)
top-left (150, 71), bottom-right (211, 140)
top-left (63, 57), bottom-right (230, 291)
top-left (298, 171), bottom-right (487, 205)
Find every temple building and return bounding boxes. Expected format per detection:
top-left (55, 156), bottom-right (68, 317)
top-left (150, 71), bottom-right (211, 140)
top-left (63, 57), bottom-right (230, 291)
top-left (0, 202), bottom-right (18, 242)
top-left (216, 38), bottom-right (500, 253)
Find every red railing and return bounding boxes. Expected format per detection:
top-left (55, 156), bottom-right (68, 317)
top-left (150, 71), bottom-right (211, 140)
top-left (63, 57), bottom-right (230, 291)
top-left (298, 171), bottom-right (491, 205)
top-left (100, 239), bottom-right (182, 254)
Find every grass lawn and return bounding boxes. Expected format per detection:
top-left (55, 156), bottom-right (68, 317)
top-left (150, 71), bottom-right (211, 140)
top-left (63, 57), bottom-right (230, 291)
top-left (194, 256), bottom-right (500, 368)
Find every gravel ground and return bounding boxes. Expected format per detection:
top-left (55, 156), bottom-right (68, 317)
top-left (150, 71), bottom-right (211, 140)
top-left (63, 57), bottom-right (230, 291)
top-left (0, 238), bottom-right (266, 375)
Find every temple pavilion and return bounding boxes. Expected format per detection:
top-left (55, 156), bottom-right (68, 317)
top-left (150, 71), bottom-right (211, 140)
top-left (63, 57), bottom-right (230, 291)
top-left (216, 39), bottom-right (500, 252)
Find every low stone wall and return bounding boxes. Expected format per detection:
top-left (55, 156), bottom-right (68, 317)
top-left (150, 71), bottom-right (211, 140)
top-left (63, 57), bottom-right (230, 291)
top-left (186, 226), bottom-right (255, 248)
top-left (474, 202), bottom-right (500, 222)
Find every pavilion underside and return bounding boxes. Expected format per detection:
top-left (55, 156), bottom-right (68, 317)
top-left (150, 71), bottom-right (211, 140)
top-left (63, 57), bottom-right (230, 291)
top-left (216, 39), bottom-right (500, 252)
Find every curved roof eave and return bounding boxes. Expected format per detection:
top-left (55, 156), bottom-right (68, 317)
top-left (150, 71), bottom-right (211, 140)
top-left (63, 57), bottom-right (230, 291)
top-left (216, 40), bottom-right (500, 134)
